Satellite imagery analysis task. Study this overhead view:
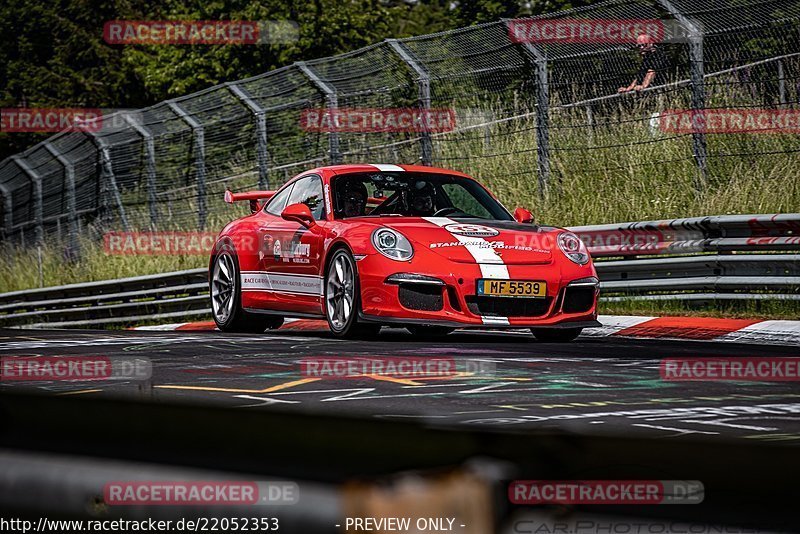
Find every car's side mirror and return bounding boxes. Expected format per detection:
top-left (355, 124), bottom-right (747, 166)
top-left (281, 203), bottom-right (316, 228)
top-left (514, 207), bottom-right (535, 224)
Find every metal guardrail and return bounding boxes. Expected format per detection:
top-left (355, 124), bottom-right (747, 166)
top-left (574, 214), bottom-right (800, 300)
top-left (0, 269), bottom-right (208, 328)
top-left (0, 213), bottom-right (797, 328)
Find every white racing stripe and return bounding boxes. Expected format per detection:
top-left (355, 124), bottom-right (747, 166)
top-left (423, 216), bottom-right (510, 326)
top-left (370, 164), bottom-right (405, 172)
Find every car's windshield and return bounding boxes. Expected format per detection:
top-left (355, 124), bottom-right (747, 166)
top-left (332, 172), bottom-right (513, 220)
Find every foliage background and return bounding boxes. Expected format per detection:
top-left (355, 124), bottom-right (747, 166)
top-left (0, 0), bottom-right (592, 160)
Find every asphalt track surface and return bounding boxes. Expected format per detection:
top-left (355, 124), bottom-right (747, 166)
top-left (1, 325), bottom-right (799, 443)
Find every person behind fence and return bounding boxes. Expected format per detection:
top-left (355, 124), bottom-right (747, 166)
top-left (618, 33), bottom-right (670, 93)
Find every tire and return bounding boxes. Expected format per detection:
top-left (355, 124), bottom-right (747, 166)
top-left (324, 248), bottom-right (380, 339)
top-left (406, 325), bottom-right (455, 337)
top-left (531, 327), bottom-right (583, 342)
top-left (211, 248), bottom-right (283, 333)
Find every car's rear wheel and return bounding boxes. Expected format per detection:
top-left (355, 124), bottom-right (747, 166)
top-left (406, 325), bottom-right (455, 337)
top-left (325, 248), bottom-right (380, 339)
top-left (211, 249), bottom-right (283, 333)
top-left (530, 327), bottom-right (582, 342)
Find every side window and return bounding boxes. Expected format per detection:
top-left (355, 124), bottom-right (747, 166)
top-left (287, 175), bottom-right (325, 220)
top-left (265, 183), bottom-right (295, 216)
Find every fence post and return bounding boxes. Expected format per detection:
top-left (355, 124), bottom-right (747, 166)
top-left (228, 82), bottom-right (270, 189)
top-left (0, 182), bottom-right (12, 240)
top-left (11, 156), bottom-right (43, 245)
top-left (43, 142), bottom-right (79, 256)
top-left (387, 39), bottom-right (433, 165)
top-left (656, 0), bottom-right (707, 189)
top-left (586, 105), bottom-right (595, 146)
top-left (520, 40), bottom-right (551, 197)
top-left (123, 114), bottom-right (158, 227)
top-left (297, 62), bottom-right (341, 164)
top-left (87, 130), bottom-right (129, 231)
top-left (778, 59), bottom-right (786, 105)
top-left (167, 100), bottom-right (207, 230)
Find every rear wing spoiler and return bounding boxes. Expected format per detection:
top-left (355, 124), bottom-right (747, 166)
top-left (224, 190), bottom-right (275, 213)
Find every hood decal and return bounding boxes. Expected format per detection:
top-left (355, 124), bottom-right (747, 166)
top-left (442, 223), bottom-right (500, 237)
top-left (423, 217), bottom-right (509, 280)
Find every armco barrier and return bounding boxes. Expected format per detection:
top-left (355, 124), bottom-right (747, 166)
top-left (0, 213), bottom-right (797, 328)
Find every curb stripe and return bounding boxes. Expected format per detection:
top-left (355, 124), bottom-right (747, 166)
top-left (583, 315), bottom-right (656, 337)
top-left (716, 320), bottom-right (800, 344)
top-left (615, 317), bottom-right (760, 340)
top-left (175, 320), bottom-right (217, 331)
top-left (131, 316), bottom-right (800, 346)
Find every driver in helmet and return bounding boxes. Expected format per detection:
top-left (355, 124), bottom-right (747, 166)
top-left (339, 179), bottom-right (368, 218)
top-left (407, 181), bottom-right (436, 216)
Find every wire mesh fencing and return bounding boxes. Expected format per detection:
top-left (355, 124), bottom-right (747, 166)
top-left (1, 0), bottom-right (800, 257)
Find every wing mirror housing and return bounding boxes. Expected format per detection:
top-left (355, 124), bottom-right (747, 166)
top-left (281, 203), bottom-right (316, 228)
top-left (514, 207), bottom-right (535, 224)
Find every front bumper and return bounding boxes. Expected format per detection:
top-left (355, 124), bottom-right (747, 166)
top-left (357, 253), bottom-right (599, 328)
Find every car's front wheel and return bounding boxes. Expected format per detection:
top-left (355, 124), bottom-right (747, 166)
top-left (211, 249), bottom-right (283, 333)
top-left (530, 327), bottom-right (582, 342)
top-left (325, 248), bottom-right (380, 339)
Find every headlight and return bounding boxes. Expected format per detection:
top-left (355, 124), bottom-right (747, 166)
top-left (557, 232), bottom-right (590, 265)
top-left (372, 228), bottom-right (414, 261)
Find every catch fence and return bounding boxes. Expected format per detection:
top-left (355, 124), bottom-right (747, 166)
top-left (1, 0), bottom-right (799, 257)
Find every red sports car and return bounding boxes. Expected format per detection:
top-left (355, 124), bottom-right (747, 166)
top-left (210, 164), bottom-right (599, 341)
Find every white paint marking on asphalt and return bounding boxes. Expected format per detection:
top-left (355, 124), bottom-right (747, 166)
top-left (633, 424), bottom-right (719, 435)
top-left (132, 323), bottom-right (190, 331)
top-left (679, 419), bottom-right (778, 431)
top-left (233, 395), bottom-right (301, 407)
top-left (459, 382), bottom-right (518, 394)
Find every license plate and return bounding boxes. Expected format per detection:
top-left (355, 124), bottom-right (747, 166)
top-left (477, 279), bottom-right (547, 298)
